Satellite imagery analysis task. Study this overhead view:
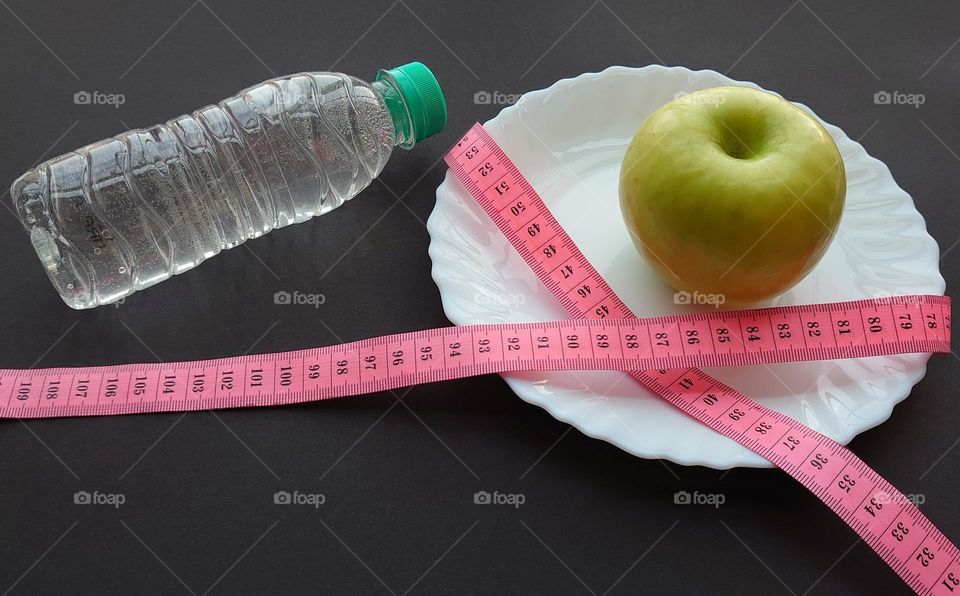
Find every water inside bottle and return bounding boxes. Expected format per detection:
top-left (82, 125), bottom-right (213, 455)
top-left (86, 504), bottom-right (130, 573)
top-left (13, 73), bottom-right (396, 308)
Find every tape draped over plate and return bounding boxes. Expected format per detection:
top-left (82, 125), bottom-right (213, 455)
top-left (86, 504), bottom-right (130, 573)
top-left (427, 65), bottom-right (945, 469)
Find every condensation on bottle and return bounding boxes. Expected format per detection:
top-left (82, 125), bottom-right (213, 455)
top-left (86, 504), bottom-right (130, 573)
top-left (11, 62), bottom-right (446, 309)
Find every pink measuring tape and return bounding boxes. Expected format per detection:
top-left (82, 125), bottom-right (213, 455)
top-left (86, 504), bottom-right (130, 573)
top-left (447, 124), bottom-right (956, 594)
top-left (1, 123), bottom-right (955, 593)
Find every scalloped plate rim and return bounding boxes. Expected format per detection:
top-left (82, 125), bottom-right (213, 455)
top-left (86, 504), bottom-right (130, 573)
top-left (427, 64), bottom-right (945, 469)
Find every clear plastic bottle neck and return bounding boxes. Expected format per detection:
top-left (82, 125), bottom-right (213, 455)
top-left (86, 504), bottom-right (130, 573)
top-left (373, 79), bottom-right (415, 150)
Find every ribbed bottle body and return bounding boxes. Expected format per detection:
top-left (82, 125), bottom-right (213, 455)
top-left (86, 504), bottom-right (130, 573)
top-left (12, 72), bottom-right (396, 308)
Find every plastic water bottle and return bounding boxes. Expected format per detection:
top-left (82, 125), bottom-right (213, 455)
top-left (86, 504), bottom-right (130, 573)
top-left (11, 62), bottom-right (447, 309)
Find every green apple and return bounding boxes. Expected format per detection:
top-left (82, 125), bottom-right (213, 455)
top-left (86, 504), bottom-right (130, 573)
top-left (619, 86), bottom-right (846, 304)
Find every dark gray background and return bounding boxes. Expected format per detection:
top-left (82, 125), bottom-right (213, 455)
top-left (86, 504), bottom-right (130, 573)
top-left (0, 1), bottom-right (957, 594)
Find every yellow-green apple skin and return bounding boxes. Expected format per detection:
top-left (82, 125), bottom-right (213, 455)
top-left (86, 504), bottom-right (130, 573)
top-left (619, 86), bottom-right (846, 304)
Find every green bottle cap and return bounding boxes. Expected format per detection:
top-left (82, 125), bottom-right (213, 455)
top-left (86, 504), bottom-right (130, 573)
top-left (376, 62), bottom-right (447, 145)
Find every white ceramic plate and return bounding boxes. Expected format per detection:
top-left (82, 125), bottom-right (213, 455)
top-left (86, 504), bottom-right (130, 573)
top-left (427, 65), bottom-right (944, 469)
